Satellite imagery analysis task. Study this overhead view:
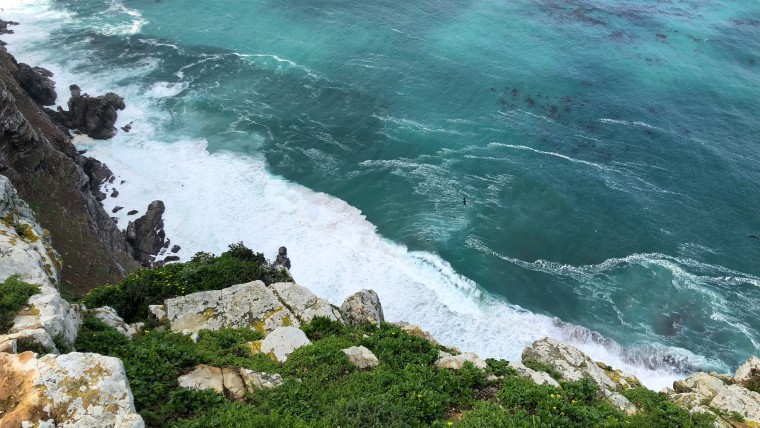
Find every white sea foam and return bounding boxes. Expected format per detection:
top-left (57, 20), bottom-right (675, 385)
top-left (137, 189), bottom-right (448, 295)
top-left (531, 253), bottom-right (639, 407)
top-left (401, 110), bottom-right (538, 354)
top-left (3, 0), bottom-right (716, 391)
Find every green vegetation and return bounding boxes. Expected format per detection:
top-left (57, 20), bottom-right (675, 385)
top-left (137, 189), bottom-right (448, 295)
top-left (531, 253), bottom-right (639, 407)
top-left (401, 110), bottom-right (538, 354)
top-left (523, 358), bottom-right (563, 380)
top-left (81, 243), bottom-right (291, 323)
top-left (0, 275), bottom-right (40, 332)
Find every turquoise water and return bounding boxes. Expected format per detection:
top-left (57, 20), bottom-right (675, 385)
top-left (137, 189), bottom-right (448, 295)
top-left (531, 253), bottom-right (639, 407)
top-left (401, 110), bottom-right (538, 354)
top-left (5, 0), bottom-right (760, 385)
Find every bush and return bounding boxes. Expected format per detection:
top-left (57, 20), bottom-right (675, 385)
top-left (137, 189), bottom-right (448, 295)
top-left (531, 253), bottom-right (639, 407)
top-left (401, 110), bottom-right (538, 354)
top-left (622, 387), bottom-right (715, 427)
top-left (0, 275), bottom-right (40, 332)
top-left (81, 242), bottom-right (292, 323)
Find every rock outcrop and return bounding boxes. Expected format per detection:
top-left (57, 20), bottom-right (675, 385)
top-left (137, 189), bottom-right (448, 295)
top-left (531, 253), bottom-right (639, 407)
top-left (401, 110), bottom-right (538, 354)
top-left (271, 282), bottom-right (342, 324)
top-left (522, 337), bottom-right (640, 414)
top-left (47, 84), bottom-right (126, 139)
top-left (90, 306), bottom-right (138, 338)
top-left (14, 63), bottom-right (56, 106)
top-left (340, 289), bottom-right (384, 327)
top-left (125, 200), bottom-right (167, 267)
top-left (435, 351), bottom-right (487, 370)
top-left (178, 365), bottom-right (283, 401)
top-left (273, 246), bottom-right (291, 269)
top-left (0, 351), bottom-right (144, 427)
top-left (508, 360), bottom-right (560, 387)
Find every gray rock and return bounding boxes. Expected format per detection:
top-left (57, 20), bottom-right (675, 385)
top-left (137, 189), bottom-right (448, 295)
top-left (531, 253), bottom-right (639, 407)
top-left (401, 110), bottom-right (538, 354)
top-left (259, 326), bottom-right (311, 362)
top-left (673, 372), bottom-right (726, 403)
top-left (509, 360), bottom-right (560, 387)
top-left (90, 306), bottom-right (137, 337)
top-left (734, 356), bottom-right (760, 386)
top-left (273, 246), bottom-right (291, 269)
top-left (340, 289), bottom-right (384, 327)
top-left (55, 87), bottom-right (126, 139)
top-left (271, 282), bottom-right (342, 324)
top-left (0, 328), bottom-right (57, 354)
top-left (222, 367), bottom-right (246, 401)
top-left (15, 63), bottom-right (56, 106)
top-left (165, 281), bottom-right (298, 335)
top-left (239, 369), bottom-right (284, 390)
top-left (435, 352), bottom-right (487, 370)
top-left (710, 384), bottom-right (760, 424)
top-left (148, 304), bottom-right (167, 324)
top-left (125, 200), bottom-right (167, 267)
top-left (392, 321), bottom-right (438, 345)
top-left (342, 346), bottom-right (379, 369)
top-left (178, 365), bottom-right (224, 394)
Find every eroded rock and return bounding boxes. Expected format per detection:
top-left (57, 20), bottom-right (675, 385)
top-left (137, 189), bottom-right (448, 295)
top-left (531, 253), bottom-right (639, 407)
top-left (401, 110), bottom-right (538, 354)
top-left (734, 356), bottom-right (760, 386)
top-left (342, 345), bottom-right (379, 369)
top-left (710, 384), bottom-right (760, 424)
top-left (125, 200), bottom-right (167, 267)
top-left (271, 282), bottom-right (342, 324)
top-left (509, 360), bottom-right (560, 387)
top-left (90, 306), bottom-right (137, 337)
top-left (258, 326), bottom-right (311, 362)
top-left (178, 365), bottom-right (224, 394)
top-left (15, 63), bottom-right (56, 106)
top-left (435, 351), bottom-right (487, 370)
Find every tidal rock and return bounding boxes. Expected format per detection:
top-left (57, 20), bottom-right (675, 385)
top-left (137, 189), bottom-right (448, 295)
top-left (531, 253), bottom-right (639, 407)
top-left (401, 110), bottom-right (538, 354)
top-left (435, 351), bottom-right (487, 370)
top-left (710, 384), bottom-right (760, 424)
top-left (90, 306), bottom-right (137, 337)
top-left (259, 326), bottom-right (311, 362)
top-left (342, 346), bottom-right (379, 369)
top-left (178, 365), bottom-right (224, 394)
top-left (113, 206), bottom-right (124, 213)
top-left (171, 245), bottom-right (181, 253)
top-left (15, 63), bottom-right (56, 106)
top-left (62, 87), bottom-right (126, 139)
top-left (125, 200), bottom-right (166, 266)
top-left (340, 289), bottom-right (384, 327)
top-left (734, 356), bottom-right (760, 386)
top-left (271, 282), bottom-right (342, 323)
top-left (0, 352), bottom-right (144, 427)
top-left (127, 210), bottom-right (138, 215)
top-left (164, 281), bottom-right (298, 335)
top-left (509, 360), bottom-right (560, 387)
top-left (273, 246), bottom-right (291, 269)
top-left (111, 188), bottom-right (119, 198)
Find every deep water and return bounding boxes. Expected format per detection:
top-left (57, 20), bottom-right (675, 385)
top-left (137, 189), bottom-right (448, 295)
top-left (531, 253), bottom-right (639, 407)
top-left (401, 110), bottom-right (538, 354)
top-left (4, 0), bottom-right (760, 389)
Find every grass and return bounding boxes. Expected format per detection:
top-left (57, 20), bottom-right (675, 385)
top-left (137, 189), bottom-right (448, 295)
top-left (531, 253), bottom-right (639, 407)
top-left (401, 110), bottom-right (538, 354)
top-left (0, 275), bottom-right (40, 332)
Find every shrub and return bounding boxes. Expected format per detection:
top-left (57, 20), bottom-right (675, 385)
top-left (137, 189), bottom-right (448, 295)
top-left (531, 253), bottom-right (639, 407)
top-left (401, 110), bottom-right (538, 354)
top-left (0, 275), bottom-right (40, 332)
top-left (81, 242), bottom-right (292, 323)
top-left (486, 358), bottom-right (518, 377)
top-left (622, 387), bottom-right (715, 427)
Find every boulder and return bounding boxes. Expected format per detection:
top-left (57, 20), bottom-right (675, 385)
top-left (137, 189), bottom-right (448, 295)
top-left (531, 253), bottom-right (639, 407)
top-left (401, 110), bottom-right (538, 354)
top-left (734, 356), bottom-right (760, 386)
top-left (710, 384), bottom-right (760, 424)
top-left (342, 346), bottom-right (379, 369)
top-left (669, 392), bottom-right (705, 409)
top-left (58, 86), bottom-right (126, 139)
top-left (8, 287), bottom-right (83, 351)
top-left (178, 365), bottom-right (224, 394)
top-left (90, 306), bottom-right (137, 337)
top-left (148, 304), bottom-right (167, 323)
top-left (0, 328), bottom-right (58, 354)
top-left (271, 282), bottom-right (342, 323)
top-left (0, 352), bottom-right (144, 427)
top-left (258, 326), bottom-right (311, 362)
top-left (164, 281), bottom-right (297, 335)
top-left (239, 369), bottom-right (284, 390)
top-left (222, 368), bottom-right (246, 401)
top-left (125, 200), bottom-right (167, 267)
top-left (0, 338), bottom-right (16, 353)
top-left (15, 63), bottom-right (56, 106)
top-left (509, 360), bottom-right (560, 387)
top-left (340, 289), bottom-right (384, 327)
top-left (435, 351), bottom-right (487, 370)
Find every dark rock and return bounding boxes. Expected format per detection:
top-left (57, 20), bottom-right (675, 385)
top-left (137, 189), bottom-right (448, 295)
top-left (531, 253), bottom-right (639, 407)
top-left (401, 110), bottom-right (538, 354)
top-left (127, 210), bottom-right (138, 215)
top-left (273, 246), bottom-right (291, 269)
top-left (15, 63), bottom-right (57, 106)
top-left (171, 245), bottom-right (181, 253)
top-left (46, 85), bottom-right (126, 139)
top-left (81, 156), bottom-right (113, 201)
top-left (121, 121), bottom-right (133, 133)
top-left (164, 255), bottom-right (180, 263)
top-left (112, 206), bottom-right (123, 213)
top-left (110, 189), bottom-right (119, 198)
top-left (124, 200), bottom-right (167, 267)
top-left (111, 217), bottom-right (119, 223)
top-left (0, 20), bottom-right (19, 36)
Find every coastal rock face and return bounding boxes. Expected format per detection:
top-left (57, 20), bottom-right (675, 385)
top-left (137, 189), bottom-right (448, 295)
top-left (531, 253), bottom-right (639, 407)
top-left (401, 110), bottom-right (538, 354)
top-left (81, 156), bottom-right (114, 201)
top-left (672, 372), bottom-right (726, 403)
top-left (710, 385), bottom-right (760, 424)
top-left (258, 326), bottom-right (311, 363)
top-left (340, 289), bottom-right (384, 327)
top-left (125, 200), bottom-right (167, 267)
top-left (90, 306), bottom-right (138, 338)
top-left (7, 285), bottom-right (84, 352)
top-left (521, 337), bottom-right (640, 413)
top-left (734, 356), bottom-right (760, 386)
top-left (14, 63), bottom-right (56, 106)
top-left (0, 351), bottom-right (144, 427)
top-left (342, 346), bottom-right (379, 369)
top-left (271, 282), bottom-right (342, 323)
top-left (164, 281), bottom-right (298, 335)
top-left (0, 47), bottom-right (138, 292)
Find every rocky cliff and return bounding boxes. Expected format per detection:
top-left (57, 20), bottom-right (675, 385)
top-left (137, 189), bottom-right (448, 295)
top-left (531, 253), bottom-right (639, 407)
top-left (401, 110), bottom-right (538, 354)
top-left (0, 23), bottom-right (138, 292)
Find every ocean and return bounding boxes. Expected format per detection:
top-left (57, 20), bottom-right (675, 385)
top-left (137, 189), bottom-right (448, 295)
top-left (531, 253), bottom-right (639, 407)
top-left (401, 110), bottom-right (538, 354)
top-left (4, 0), bottom-right (760, 389)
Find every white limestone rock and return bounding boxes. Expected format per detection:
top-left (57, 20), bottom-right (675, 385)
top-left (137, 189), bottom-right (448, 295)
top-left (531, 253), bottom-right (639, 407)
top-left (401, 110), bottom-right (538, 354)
top-left (509, 360), bottom-right (560, 387)
top-left (0, 175), bottom-right (61, 289)
top-left (164, 281), bottom-right (298, 335)
top-left (0, 338), bottom-right (17, 353)
top-left (342, 346), bottom-right (379, 369)
top-left (734, 356), bottom-right (760, 386)
top-left (148, 305), bottom-right (167, 323)
top-left (9, 286), bottom-right (83, 350)
top-left (0, 351), bottom-right (144, 427)
top-left (672, 372), bottom-right (726, 404)
top-left (178, 365), bottom-right (224, 394)
top-left (340, 289), bottom-right (384, 327)
top-left (710, 384), bottom-right (760, 424)
top-left (0, 328), bottom-right (57, 354)
top-left (260, 326), bottom-right (311, 362)
top-left (222, 368), bottom-right (246, 401)
top-left (435, 352), bottom-right (487, 370)
top-left (271, 282), bottom-right (342, 323)
top-left (90, 306), bottom-right (137, 337)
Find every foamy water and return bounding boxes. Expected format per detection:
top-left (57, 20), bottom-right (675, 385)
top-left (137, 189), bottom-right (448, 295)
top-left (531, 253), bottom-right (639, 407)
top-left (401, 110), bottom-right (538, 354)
top-left (5, 0), bottom-right (740, 391)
